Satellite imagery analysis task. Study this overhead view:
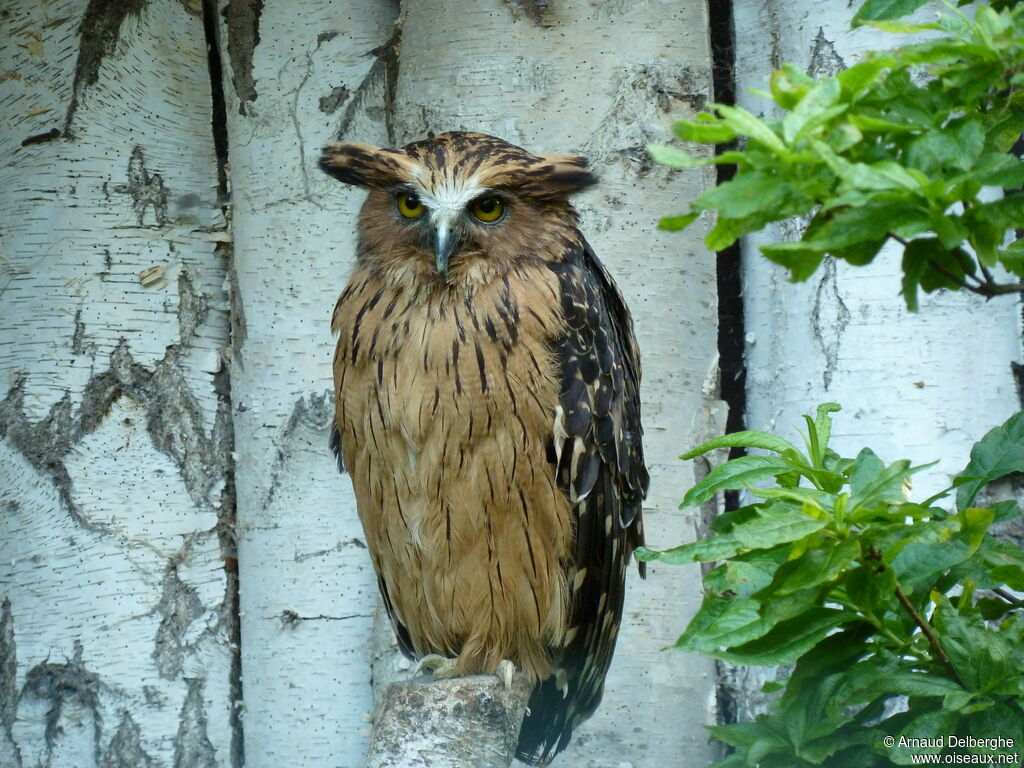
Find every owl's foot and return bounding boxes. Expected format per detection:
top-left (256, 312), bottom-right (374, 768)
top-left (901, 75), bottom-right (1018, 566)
top-left (413, 654), bottom-right (459, 680)
top-left (413, 655), bottom-right (517, 690)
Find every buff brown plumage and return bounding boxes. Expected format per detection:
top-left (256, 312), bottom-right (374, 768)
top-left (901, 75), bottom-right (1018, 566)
top-left (320, 131), bottom-right (648, 765)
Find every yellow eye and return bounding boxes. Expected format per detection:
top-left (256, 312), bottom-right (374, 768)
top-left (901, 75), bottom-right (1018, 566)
top-left (470, 196), bottom-right (505, 223)
top-left (396, 192), bottom-right (425, 219)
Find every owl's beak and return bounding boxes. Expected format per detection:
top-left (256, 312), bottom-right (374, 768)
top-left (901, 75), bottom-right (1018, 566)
top-left (432, 223), bottom-right (456, 283)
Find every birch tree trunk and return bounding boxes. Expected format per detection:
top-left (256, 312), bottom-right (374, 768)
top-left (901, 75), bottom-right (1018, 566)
top-left (391, 2), bottom-right (723, 765)
top-left (729, 0), bottom-right (1024, 720)
top-left (0, 2), bottom-right (238, 766)
top-left (213, 2), bottom-right (398, 766)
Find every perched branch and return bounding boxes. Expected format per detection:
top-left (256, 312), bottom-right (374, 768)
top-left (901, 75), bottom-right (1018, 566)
top-left (361, 673), bottom-right (532, 768)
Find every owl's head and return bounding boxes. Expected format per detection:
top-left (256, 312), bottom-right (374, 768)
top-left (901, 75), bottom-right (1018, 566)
top-left (319, 132), bottom-right (596, 284)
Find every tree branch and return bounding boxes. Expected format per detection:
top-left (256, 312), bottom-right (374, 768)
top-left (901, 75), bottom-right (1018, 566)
top-left (361, 673), bottom-right (532, 768)
top-left (894, 586), bottom-right (963, 687)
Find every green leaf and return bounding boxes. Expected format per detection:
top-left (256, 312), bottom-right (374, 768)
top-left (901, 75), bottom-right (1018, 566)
top-left (837, 56), bottom-right (896, 97)
top-left (888, 508), bottom-right (993, 594)
top-left (974, 195), bottom-right (1024, 231)
top-left (805, 202), bottom-right (930, 251)
top-left (731, 507), bottom-right (829, 550)
top-left (713, 104), bottom-right (790, 156)
top-left (657, 212), bottom-right (699, 231)
top-left (905, 119), bottom-right (985, 173)
top-left (932, 595), bottom-right (1018, 694)
top-left (697, 170), bottom-right (796, 219)
top-left (890, 710), bottom-right (958, 764)
top-left (673, 594), bottom-right (772, 652)
top-left (710, 608), bottom-right (850, 665)
top-left (682, 455), bottom-right (797, 507)
top-left (852, 0), bottom-right (930, 24)
top-left (681, 430), bottom-right (803, 460)
top-left (956, 411), bottom-right (1024, 509)
top-left (760, 537), bottom-right (860, 596)
top-left (848, 450), bottom-right (928, 511)
top-left (705, 557), bottom-right (780, 597)
top-left (635, 534), bottom-right (744, 565)
top-left (647, 144), bottom-right (708, 169)
top-left (759, 242), bottom-right (827, 282)
top-left (672, 117), bottom-right (738, 144)
top-left (782, 78), bottom-right (842, 143)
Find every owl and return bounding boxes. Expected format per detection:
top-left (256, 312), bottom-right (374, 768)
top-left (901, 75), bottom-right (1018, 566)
top-left (320, 131), bottom-right (648, 765)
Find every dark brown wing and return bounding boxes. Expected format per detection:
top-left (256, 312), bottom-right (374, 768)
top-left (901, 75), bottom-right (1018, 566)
top-left (516, 238), bottom-right (648, 765)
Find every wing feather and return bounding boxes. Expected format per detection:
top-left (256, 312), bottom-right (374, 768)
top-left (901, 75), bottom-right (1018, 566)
top-left (516, 237), bottom-right (648, 765)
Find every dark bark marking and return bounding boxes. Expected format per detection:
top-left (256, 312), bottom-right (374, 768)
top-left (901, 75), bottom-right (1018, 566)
top-left (152, 566), bottom-right (204, 679)
top-left (0, 340), bottom-right (228, 520)
top-left (811, 257), bottom-right (850, 390)
top-left (808, 27), bottom-right (845, 79)
top-left (101, 711), bottom-right (155, 768)
top-left (502, 0), bottom-right (551, 24)
top-left (63, 0), bottom-right (147, 137)
top-left (21, 642), bottom-right (103, 758)
top-left (20, 128), bottom-right (61, 146)
top-left (177, 269), bottom-right (208, 342)
top-left (172, 678), bottom-right (217, 768)
top-left (263, 391), bottom-right (333, 508)
top-left (112, 146), bottom-right (168, 226)
top-left (333, 25), bottom-right (401, 144)
top-left (0, 599), bottom-right (19, 766)
top-left (318, 84), bottom-right (350, 114)
top-left (222, 0), bottom-right (263, 116)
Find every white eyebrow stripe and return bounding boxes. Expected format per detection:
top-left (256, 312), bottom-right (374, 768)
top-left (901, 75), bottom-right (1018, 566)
top-left (413, 174), bottom-right (487, 224)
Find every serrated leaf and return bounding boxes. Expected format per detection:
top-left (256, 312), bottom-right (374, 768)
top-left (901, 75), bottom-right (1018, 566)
top-left (956, 411), bottom-right (1024, 509)
top-left (932, 595), bottom-right (1017, 694)
top-left (682, 455), bottom-right (796, 507)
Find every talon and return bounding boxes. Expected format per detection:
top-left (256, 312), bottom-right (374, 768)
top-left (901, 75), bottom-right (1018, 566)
top-left (496, 659), bottom-right (516, 690)
top-left (413, 653), bottom-right (460, 680)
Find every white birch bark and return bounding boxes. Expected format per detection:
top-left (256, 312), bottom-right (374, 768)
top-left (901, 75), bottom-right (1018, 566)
top-left (729, 0), bottom-right (1023, 721)
top-left (391, 2), bottom-right (723, 765)
top-left (0, 1), bottom-right (236, 766)
top-left (213, 2), bottom-right (398, 766)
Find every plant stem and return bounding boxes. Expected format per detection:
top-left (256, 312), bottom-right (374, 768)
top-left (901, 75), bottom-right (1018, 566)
top-left (894, 586), bottom-right (963, 687)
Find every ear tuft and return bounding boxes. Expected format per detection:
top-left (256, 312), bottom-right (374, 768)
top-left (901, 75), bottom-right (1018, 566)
top-left (319, 142), bottom-right (413, 188)
top-left (481, 154), bottom-right (598, 199)
top-left (534, 155), bottom-right (598, 197)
